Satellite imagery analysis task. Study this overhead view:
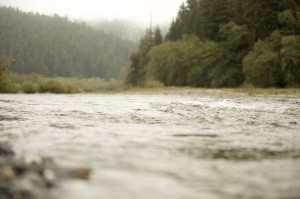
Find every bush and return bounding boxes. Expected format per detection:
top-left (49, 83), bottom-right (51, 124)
top-left (145, 80), bottom-right (165, 88)
top-left (0, 74), bottom-right (15, 93)
top-left (243, 31), bottom-right (284, 87)
top-left (38, 80), bottom-right (72, 93)
top-left (21, 81), bottom-right (38, 93)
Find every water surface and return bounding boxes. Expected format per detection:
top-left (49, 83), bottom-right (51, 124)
top-left (0, 92), bottom-right (299, 199)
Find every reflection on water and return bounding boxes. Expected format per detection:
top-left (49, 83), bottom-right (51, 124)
top-left (0, 92), bottom-right (300, 199)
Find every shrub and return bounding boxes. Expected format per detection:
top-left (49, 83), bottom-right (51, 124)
top-left (21, 81), bottom-right (38, 93)
top-left (38, 80), bottom-right (72, 93)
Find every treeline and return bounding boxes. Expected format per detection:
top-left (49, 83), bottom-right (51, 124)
top-left (0, 6), bottom-right (136, 79)
top-left (126, 0), bottom-right (300, 88)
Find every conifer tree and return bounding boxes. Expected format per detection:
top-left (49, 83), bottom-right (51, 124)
top-left (153, 26), bottom-right (163, 46)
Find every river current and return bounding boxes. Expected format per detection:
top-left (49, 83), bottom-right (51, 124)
top-left (0, 91), bottom-right (299, 199)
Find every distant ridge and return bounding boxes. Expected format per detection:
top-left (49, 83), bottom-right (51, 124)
top-left (0, 6), bottom-right (136, 79)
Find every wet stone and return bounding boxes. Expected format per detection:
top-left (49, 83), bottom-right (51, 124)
top-left (0, 142), bottom-right (14, 156)
top-left (0, 142), bottom-right (92, 199)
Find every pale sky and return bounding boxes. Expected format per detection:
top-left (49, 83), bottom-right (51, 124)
top-left (0, 0), bottom-right (185, 25)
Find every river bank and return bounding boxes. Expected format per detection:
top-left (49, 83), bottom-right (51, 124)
top-left (1, 72), bottom-right (300, 94)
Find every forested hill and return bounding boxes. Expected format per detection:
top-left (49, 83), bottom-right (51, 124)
top-left (126, 0), bottom-right (300, 88)
top-left (0, 6), bottom-right (136, 79)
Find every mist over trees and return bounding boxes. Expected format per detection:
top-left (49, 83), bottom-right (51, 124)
top-left (91, 20), bottom-right (146, 42)
top-left (126, 0), bottom-right (300, 87)
top-left (0, 6), bottom-right (136, 79)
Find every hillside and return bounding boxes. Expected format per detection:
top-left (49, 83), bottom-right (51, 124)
top-left (0, 6), bottom-right (136, 79)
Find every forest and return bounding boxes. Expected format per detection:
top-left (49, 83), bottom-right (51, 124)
top-left (126, 0), bottom-right (300, 88)
top-left (0, 6), bottom-right (136, 79)
top-left (1, 0), bottom-right (300, 93)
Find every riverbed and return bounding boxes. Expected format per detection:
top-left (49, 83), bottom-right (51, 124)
top-left (0, 91), bottom-right (299, 199)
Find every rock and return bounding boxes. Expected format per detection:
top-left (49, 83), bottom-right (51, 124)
top-left (0, 142), bottom-right (92, 199)
top-left (1, 165), bottom-right (15, 178)
top-left (0, 142), bottom-right (14, 157)
top-left (68, 167), bottom-right (92, 180)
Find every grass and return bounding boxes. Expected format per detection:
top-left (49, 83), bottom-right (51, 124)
top-left (0, 72), bottom-right (125, 93)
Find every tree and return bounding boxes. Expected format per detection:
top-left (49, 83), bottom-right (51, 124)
top-left (125, 29), bottom-right (153, 86)
top-left (278, 9), bottom-right (300, 35)
top-left (165, 2), bottom-right (188, 41)
top-left (186, 39), bottom-right (218, 87)
top-left (147, 37), bottom-right (193, 86)
top-left (147, 36), bottom-right (218, 87)
top-left (209, 22), bottom-right (251, 87)
top-left (281, 35), bottom-right (300, 85)
top-left (153, 26), bottom-right (163, 46)
top-left (125, 53), bottom-right (142, 86)
top-left (165, 19), bottom-right (181, 41)
top-left (243, 31), bottom-right (284, 87)
top-left (197, 0), bottom-right (231, 40)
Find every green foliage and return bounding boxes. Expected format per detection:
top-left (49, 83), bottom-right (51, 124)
top-left (38, 80), bottom-right (72, 94)
top-left (155, 0), bottom-right (300, 88)
top-left (147, 36), bottom-right (218, 87)
top-left (0, 6), bottom-right (136, 79)
top-left (0, 55), bottom-right (10, 76)
top-left (2, 0), bottom-right (299, 89)
top-left (0, 73), bottom-right (16, 93)
top-left (209, 22), bottom-right (251, 87)
top-left (125, 53), bottom-right (143, 86)
top-left (21, 81), bottom-right (38, 94)
top-left (153, 26), bottom-right (163, 45)
top-left (148, 22), bottom-right (251, 88)
top-left (281, 35), bottom-right (300, 85)
top-left (243, 31), bottom-right (284, 87)
top-left (278, 9), bottom-right (300, 35)
top-left (0, 69), bottom-right (125, 93)
top-left (186, 39), bottom-right (218, 87)
top-left (126, 28), bottom-right (161, 86)
top-left (0, 55), bottom-right (16, 93)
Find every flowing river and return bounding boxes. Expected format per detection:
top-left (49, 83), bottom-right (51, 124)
top-left (0, 91), bottom-right (300, 199)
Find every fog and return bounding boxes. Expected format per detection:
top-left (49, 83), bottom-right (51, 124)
top-left (0, 0), bottom-right (185, 25)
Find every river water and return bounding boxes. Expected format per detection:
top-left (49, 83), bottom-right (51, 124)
top-left (0, 91), bottom-right (300, 199)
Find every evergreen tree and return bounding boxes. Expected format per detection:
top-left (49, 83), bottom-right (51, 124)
top-left (153, 26), bottom-right (163, 46)
top-left (165, 19), bottom-right (181, 41)
top-left (125, 29), bottom-right (153, 86)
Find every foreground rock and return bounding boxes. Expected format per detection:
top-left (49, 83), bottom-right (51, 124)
top-left (0, 141), bottom-right (91, 199)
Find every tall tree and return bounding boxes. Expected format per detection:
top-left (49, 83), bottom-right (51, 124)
top-left (243, 31), bottom-right (284, 87)
top-left (125, 29), bottom-right (153, 86)
top-left (153, 26), bottom-right (163, 46)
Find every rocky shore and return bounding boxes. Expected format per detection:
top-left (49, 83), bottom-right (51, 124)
top-left (0, 141), bottom-right (91, 199)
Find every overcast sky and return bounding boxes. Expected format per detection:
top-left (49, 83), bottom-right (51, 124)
top-left (0, 0), bottom-right (185, 25)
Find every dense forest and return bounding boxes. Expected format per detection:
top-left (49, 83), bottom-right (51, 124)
top-left (0, 6), bottom-right (136, 79)
top-left (126, 0), bottom-right (300, 88)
